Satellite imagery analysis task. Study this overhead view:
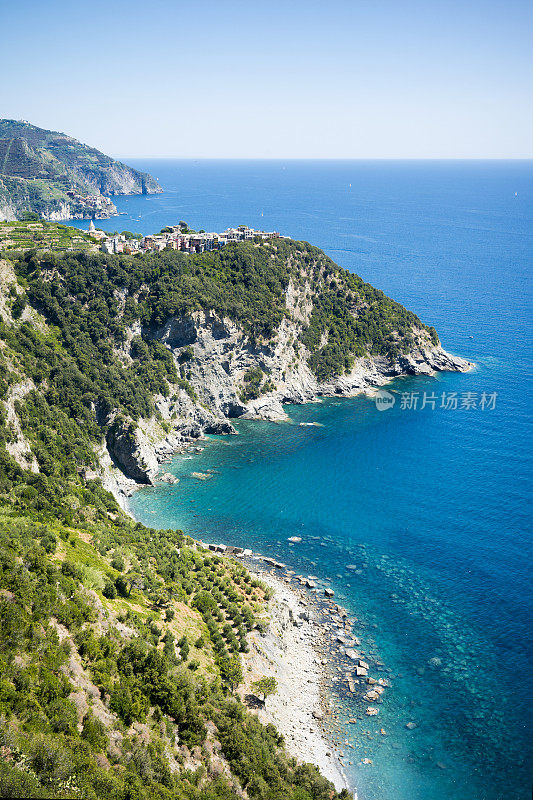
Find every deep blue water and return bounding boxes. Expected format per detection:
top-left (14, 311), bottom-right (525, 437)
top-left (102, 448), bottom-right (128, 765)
top-left (69, 161), bottom-right (532, 800)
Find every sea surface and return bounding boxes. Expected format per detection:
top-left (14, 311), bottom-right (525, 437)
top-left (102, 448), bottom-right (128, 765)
top-left (68, 160), bottom-right (533, 800)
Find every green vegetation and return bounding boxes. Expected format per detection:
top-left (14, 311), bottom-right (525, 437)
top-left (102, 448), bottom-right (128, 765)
top-left (6, 237), bottom-right (436, 423)
top-left (251, 677), bottom-right (278, 704)
top-left (300, 269), bottom-right (427, 379)
top-left (239, 367), bottom-right (275, 402)
top-left (0, 221), bottom-right (97, 254)
top-left (0, 118), bottom-right (161, 220)
top-left (0, 239), bottom-right (362, 798)
top-left (0, 498), bottom-right (352, 799)
top-left (0, 231), bottom-right (441, 798)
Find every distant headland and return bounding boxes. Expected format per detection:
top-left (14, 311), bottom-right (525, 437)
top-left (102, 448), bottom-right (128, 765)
top-left (0, 119), bottom-right (162, 222)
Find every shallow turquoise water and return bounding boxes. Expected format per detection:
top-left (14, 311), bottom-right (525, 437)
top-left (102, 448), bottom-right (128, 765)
top-left (72, 160), bottom-right (532, 799)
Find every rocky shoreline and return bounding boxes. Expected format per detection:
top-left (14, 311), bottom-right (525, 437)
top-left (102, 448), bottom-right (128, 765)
top-left (101, 334), bottom-right (473, 794)
top-left (90, 287), bottom-right (474, 493)
top-left (240, 565), bottom-right (353, 793)
top-left (102, 344), bottom-right (473, 509)
top-left (232, 552), bottom-right (393, 800)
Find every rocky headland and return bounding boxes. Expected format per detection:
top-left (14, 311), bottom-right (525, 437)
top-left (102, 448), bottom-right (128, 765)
top-left (102, 307), bottom-right (472, 505)
top-left (0, 237), bottom-right (473, 513)
top-left (0, 119), bottom-right (162, 221)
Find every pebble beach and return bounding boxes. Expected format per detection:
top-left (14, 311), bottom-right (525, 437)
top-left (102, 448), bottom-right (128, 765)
top-left (237, 556), bottom-right (390, 799)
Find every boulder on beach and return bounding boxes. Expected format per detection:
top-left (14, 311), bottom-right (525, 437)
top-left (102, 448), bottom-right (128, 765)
top-left (366, 707), bottom-right (379, 716)
top-left (288, 536), bottom-right (302, 543)
top-left (324, 588), bottom-right (335, 597)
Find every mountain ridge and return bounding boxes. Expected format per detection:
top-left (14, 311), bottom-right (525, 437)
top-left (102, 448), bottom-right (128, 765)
top-left (0, 120), bottom-right (162, 222)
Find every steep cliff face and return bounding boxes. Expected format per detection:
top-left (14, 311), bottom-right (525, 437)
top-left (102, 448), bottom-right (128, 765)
top-left (153, 309), bottom-right (469, 420)
top-left (103, 306), bottom-right (470, 492)
top-left (2, 239), bottom-right (473, 498)
top-left (78, 161), bottom-right (160, 196)
top-left (0, 119), bottom-right (161, 221)
top-left (0, 175), bottom-right (118, 222)
top-left (0, 195), bottom-right (17, 222)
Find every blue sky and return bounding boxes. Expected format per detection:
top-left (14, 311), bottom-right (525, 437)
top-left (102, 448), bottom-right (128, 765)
top-left (1, 0), bottom-right (532, 158)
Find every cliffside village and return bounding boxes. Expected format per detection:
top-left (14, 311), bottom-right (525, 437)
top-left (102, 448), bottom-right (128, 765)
top-left (86, 220), bottom-right (283, 255)
top-left (66, 191), bottom-right (116, 216)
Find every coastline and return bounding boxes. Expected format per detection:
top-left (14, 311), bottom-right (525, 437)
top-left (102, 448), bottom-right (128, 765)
top-left (115, 359), bottom-right (474, 798)
top-left (121, 454), bottom-right (360, 795)
top-left (109, 347), bottom-right (474, 508)
top-left (239, 567), bottom-right (354, 795)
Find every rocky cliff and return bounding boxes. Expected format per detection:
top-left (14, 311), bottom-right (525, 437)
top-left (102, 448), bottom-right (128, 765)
top-left (104, 307), bottom-right (471, 496)
top-left (1, 239), bottom-right (473, 504)
top-left (0, 119), bottom-right (161, 221)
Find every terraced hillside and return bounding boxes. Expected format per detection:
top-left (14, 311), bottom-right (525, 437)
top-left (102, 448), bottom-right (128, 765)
top-left (0, 119), bottom-right (162, 222)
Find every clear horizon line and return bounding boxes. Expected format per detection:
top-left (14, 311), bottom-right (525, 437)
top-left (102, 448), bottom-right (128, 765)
top-left (113, 155), bottom-right (533, 161)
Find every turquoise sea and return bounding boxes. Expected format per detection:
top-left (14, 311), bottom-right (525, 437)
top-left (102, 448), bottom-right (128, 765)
top-left (67, 161), bottom-right (533, 800)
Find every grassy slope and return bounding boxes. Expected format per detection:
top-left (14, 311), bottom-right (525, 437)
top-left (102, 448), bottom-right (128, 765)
top-left (0, 237), bottom-right (354, 799)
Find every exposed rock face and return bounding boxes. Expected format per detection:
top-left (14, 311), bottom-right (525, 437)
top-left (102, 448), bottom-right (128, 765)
top-left (106, 418), bottom-right (160, 484)
top-left (101, 367), bottom-right (239, 487)
top-left (79, 162), bottom-right (159, 196)
top-left (98, 306), bottom-right (472, 500)
top-left (0, 196), bottom-right (17, 222)
top-left (4, 380), bottom-right (40, 473)
top-left (0, 248), bottom-right (472, 504)
top-left (42, 199), bottom-right (118, 221)
top-left (150, 310), bottom-right (471, 422)
top-left (0, 119), bottom-right (161, 221)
